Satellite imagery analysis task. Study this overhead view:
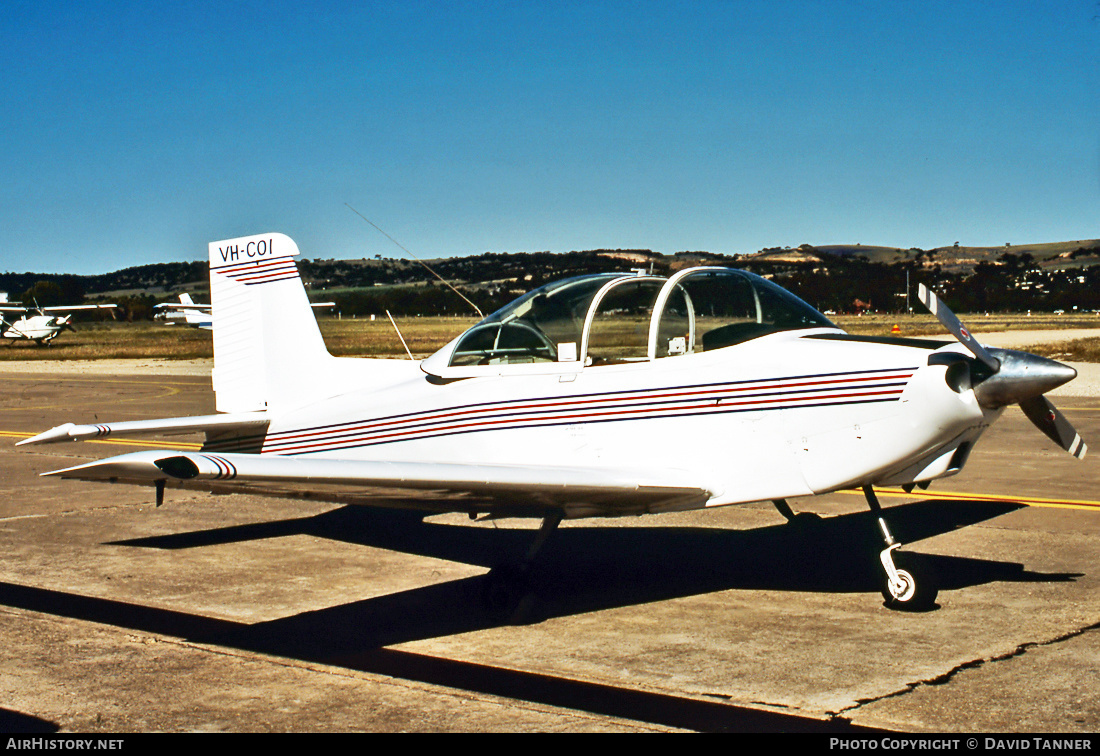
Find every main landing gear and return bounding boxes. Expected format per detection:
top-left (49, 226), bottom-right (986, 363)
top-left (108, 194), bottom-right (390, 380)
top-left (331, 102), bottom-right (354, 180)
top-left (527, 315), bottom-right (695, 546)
top-left (481, 511), bottom-right (563, 623)
top-left (772, 498), bottom-right (823, 528)
top-left (863, 485), bottom-right (938, 611)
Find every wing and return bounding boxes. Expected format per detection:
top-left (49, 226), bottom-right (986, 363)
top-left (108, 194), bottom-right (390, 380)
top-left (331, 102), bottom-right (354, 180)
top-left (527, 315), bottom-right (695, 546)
top-left (38, 449), bottom-right (714, 518)
top-left (153, 303), bottom-right (212, 312)
top-left (40, 304), bottom-right (118, 313)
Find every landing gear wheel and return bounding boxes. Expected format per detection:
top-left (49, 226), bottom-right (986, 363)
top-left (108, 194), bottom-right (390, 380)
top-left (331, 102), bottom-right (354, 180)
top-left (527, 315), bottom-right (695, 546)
top-left (480, 513), bottom-right (560, 624)
top-left (881, 553), bottom-right (938, 612)
top-left (481, 564), bottom-right (538, 624)
top-left (887, 568), bottom-right (917, 602)
top-left (790, 511), bottom-right (823, 528)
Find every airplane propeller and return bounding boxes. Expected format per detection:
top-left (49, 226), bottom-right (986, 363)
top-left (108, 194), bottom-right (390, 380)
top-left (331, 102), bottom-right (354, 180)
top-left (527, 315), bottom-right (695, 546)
top-left (917, 283), bottom-right (1087, 459)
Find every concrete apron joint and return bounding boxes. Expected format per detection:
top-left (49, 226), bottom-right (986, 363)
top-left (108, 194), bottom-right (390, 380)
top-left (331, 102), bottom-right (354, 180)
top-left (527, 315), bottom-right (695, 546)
top-left (837, 619), bottom-right (1100, 717)
top-left (143, 633), bottom-right (669, 732)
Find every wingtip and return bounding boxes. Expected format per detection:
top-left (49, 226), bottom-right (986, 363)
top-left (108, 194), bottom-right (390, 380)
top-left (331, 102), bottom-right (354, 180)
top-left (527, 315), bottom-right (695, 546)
top-left (37, 451), bottom-right (166, 480)
top-left (39, 459), bottom-right (93, 477)
top-left (16, 423), bottom-right (77, 446)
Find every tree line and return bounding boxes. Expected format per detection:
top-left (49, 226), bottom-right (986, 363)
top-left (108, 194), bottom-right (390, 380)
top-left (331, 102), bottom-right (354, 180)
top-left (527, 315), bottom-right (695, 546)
top-left (4, 245), bottom-right (1098, 320)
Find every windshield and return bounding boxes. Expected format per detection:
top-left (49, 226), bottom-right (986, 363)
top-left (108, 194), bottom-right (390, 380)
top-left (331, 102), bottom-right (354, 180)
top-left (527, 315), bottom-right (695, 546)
top-left (449, 274), bottom-right (622, 367)
top-left (653, 268), bottom-right (835, 357)
top-left (434, 267), bottom-right (835, 372)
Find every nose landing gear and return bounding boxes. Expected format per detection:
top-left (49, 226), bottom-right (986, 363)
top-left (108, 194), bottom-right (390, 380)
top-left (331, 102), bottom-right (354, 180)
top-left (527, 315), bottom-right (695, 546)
top-left (865, 485), bottom-right (938, 611)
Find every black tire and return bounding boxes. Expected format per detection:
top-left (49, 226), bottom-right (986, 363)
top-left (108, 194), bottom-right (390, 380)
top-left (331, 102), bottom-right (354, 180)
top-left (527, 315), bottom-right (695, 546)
top-left (881, 552), bottom-right (939, 612)
top-left (481, 564), bottom-right (529, 620)
top-left (790, 511), bottom-right (824, 528)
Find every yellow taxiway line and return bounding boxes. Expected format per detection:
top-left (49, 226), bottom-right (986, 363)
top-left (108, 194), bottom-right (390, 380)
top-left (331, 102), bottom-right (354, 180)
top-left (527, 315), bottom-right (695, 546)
top-left (0, 431), bottom-right (200, 452)
top-left (842, 487), bottom-right (1100, 512)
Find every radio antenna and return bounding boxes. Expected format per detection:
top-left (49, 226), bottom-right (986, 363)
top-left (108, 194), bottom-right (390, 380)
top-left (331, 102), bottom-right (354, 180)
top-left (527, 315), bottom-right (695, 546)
top-left (345, 204), bottom-right (484, 318)
top-left (386, 309), bottom-right (414, 360)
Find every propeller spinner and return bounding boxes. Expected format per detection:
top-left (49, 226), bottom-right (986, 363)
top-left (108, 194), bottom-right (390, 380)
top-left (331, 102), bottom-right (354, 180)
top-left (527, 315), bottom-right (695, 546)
top-left (917, 283), bottom-right (1087, 459)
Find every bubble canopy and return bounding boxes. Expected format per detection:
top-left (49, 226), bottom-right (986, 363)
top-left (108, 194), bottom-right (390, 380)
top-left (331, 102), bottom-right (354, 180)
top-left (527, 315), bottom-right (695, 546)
top-left (420, 267), bottom-right (837, 378)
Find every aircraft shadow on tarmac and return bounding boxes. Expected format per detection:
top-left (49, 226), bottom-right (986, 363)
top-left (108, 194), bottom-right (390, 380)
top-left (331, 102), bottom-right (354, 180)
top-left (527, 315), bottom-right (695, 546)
top-left (0, 498), bottom-right (1081, 733)
top-left (106, 498), bottom-right (1080, 647)
top-left (0, 707), bottom-right (59, 733)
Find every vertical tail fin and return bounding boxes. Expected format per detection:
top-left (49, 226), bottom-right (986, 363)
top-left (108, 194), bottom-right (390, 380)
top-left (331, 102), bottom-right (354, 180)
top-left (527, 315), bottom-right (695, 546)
top-left (177, 293), bottom-right (211, 329)
top-left (208, 233), bottom-right (332, 413)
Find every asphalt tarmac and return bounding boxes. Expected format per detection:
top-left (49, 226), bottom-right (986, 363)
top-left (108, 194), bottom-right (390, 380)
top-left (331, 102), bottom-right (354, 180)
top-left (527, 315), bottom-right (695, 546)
top-left (1, 365), bottom-right (1098, 733)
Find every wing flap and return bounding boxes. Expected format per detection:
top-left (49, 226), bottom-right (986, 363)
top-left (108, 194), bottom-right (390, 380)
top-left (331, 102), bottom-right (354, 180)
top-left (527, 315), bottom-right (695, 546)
top-left (42, 450), bottom-right (715, 517)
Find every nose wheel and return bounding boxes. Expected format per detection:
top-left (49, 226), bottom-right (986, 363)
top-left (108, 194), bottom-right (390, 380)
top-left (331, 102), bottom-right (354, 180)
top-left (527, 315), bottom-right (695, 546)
top-left (864, 486), bottom-right (938, 611)
top-left (880, 544), bottom-right (938, 610)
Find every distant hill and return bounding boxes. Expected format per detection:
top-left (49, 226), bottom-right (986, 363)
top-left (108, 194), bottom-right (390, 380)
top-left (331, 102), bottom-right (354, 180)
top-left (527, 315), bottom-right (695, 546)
top-left (807, 240), bottom-right (1100, 271)
top-left (2, 238), bottom-right (1098, 317)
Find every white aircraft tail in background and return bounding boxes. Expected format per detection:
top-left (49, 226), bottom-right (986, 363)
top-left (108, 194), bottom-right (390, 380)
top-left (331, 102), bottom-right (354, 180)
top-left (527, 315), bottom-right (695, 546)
top-left (154, 293), bottom-right (212, 330)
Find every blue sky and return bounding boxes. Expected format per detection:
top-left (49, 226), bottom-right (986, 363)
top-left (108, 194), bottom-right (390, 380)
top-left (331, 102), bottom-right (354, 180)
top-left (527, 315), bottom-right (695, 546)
top-left (2, 0), bottom-right (1098, 274)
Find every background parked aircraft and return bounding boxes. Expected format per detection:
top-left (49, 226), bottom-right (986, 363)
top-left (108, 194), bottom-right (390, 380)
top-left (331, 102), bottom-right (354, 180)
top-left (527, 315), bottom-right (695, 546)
top-left (154, 294), bottom-right (211, 330)
top-left (154, 293), bottom-right (334, 331)
top-left (0, 294), bottom-right (117, 345)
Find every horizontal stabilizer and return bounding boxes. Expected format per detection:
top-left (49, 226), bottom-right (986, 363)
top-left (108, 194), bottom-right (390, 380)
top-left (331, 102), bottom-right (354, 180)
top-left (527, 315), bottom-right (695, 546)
top-left (17, 413), bottom-right (269, 446)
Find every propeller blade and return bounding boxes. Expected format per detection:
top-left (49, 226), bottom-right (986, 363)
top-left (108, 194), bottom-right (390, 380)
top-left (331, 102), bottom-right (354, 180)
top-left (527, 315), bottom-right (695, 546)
top-left (917, 283), bottom-right (1000, 372)
top-left (1019, 395), bottom-right (1088, 459)
top-left (917, 284), bottom-right (1087, 459)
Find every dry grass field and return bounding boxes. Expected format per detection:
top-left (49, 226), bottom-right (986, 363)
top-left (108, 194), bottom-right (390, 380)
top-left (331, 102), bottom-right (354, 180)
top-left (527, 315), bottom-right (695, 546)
top-left (2, 311), bottom-right (1099, 362)
top-left (1020, 337), bottom-right (1100, 363)
top-left (833, 310), bottom-right (1100, 336)
top-left (0, 317), bottom-right (476, 362)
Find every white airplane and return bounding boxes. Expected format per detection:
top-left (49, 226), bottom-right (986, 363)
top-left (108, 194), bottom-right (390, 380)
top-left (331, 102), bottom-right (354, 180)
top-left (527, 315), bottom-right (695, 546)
top-left (154, 293), bottom-right (212, 330)
top-left (0, 298), bottom-right (117, 345)
top-left (19, 233), bottom-right (1087, 614)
